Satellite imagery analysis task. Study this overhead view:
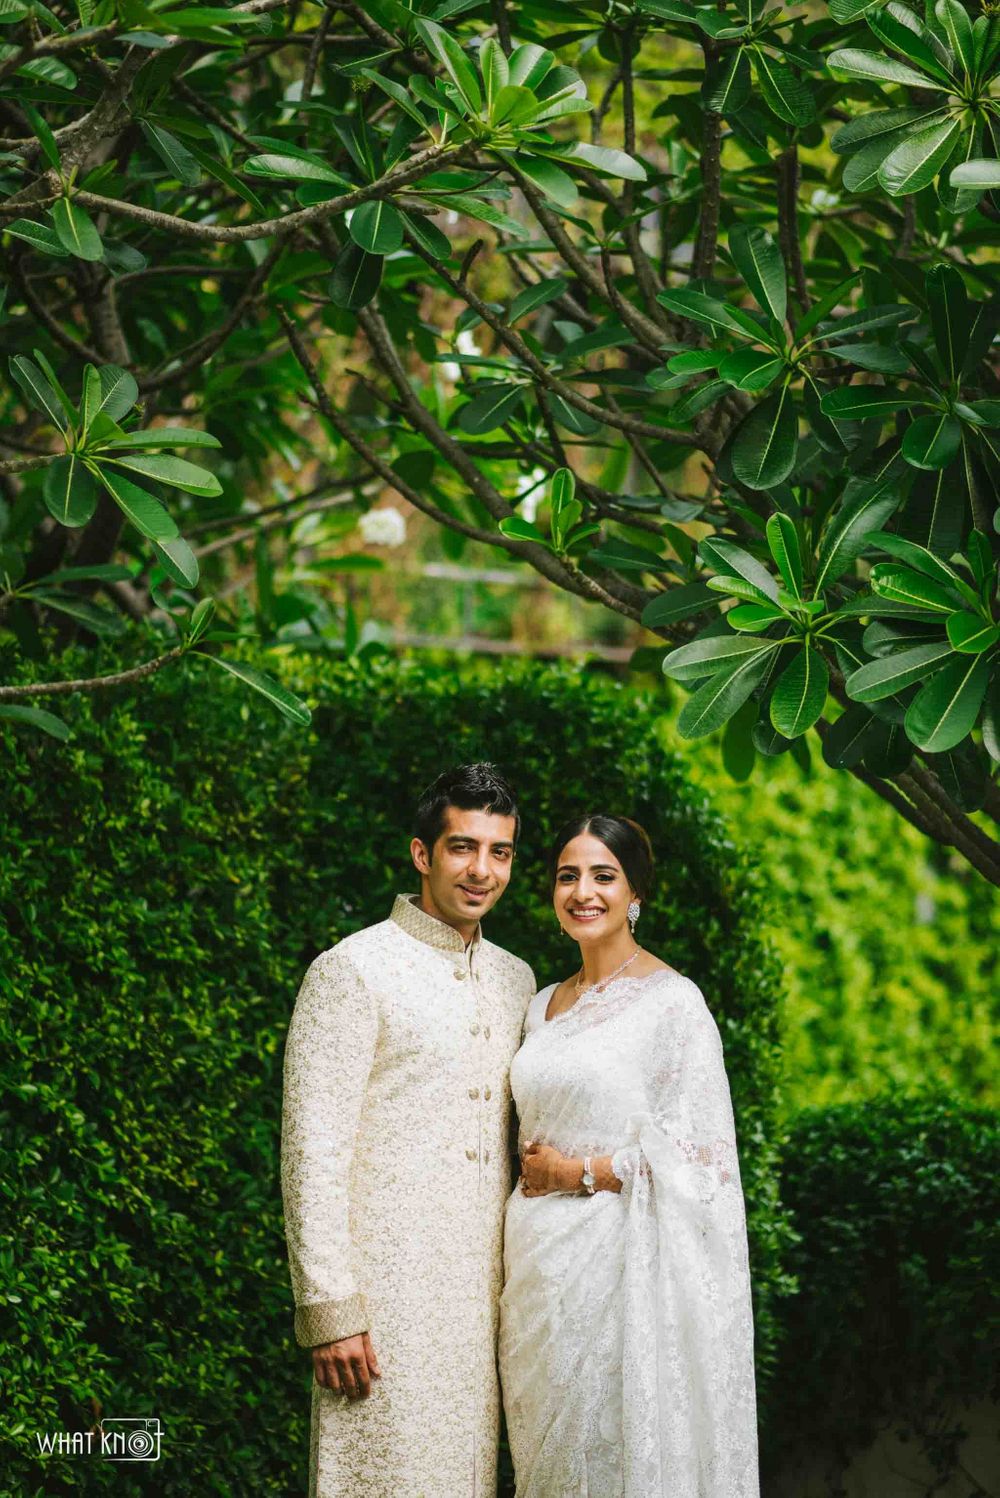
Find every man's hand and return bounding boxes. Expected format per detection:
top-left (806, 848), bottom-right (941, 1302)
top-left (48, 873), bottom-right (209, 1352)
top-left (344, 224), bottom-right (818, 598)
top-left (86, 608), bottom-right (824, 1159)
top-left (312, 1332), bottom-right (381, 1399)
top-left (519, 1140), bottom-right (576, 1196)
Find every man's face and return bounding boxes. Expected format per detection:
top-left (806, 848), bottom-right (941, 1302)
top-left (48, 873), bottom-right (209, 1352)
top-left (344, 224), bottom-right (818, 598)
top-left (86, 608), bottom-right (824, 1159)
top-left (410, 806), bottom-right (517, 932)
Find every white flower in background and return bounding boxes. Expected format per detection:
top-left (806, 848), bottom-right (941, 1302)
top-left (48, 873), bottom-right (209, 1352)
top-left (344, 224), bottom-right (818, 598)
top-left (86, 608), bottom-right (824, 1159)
top-left (359, 506), bottom-right (407, 547)
top-left (515, 467), bottom-right (547, 524)
top-left (441, 327), bottom-right (482, 384)
top-left (810, 188), bottom-right (840, 211)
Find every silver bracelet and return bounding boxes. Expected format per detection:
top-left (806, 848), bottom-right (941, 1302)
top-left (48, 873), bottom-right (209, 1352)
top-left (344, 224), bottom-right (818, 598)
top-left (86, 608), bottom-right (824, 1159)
top-left (581, 1156), bottom-right (597, 1194)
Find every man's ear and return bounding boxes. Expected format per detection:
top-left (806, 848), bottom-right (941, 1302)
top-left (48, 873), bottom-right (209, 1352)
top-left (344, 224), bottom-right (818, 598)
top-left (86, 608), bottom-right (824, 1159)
top-left (410, 836), bottom-right (432, 875)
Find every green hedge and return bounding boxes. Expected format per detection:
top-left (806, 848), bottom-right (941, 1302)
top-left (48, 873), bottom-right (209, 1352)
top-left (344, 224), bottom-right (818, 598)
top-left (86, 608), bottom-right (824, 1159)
top-left (653, 712), bottom-right (998, 1116)
top-left (760, 1093), bottom-right (999, 1486)
top-left (0, 644), bottom-right (788, 1495)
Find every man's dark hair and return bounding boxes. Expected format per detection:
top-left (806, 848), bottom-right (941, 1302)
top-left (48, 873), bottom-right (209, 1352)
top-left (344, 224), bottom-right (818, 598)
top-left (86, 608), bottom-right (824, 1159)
top-left (547, 814), bottom-right (656, 901)
top-left (413, 762), bottom-right (520, 854)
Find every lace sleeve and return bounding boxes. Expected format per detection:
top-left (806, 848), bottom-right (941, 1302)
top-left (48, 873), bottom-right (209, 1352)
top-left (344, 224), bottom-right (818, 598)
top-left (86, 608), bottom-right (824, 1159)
top-left (280, 948), bottom-right (378, 1348)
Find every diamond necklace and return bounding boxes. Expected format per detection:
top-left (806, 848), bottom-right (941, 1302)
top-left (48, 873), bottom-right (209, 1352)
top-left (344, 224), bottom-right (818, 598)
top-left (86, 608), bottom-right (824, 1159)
top-left (574, 947), bottom-right (640, 1000)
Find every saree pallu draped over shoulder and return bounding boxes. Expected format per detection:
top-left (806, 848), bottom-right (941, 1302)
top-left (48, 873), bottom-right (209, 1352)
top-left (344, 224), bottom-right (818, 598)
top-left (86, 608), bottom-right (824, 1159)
top-left (499, 968), bottom-right (760, 1498)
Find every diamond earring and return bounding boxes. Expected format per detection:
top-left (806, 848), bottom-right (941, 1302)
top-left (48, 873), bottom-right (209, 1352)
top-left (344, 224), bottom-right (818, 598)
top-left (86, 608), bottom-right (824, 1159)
top-left (627, 900), bottom-right (641, 934)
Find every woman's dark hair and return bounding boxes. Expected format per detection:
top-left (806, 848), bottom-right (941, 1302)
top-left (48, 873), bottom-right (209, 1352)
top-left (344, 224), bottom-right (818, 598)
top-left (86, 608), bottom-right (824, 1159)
top-left (547, 814), bottom-right (655, 901)
top-left (413, 762), bottom-right (521, 853)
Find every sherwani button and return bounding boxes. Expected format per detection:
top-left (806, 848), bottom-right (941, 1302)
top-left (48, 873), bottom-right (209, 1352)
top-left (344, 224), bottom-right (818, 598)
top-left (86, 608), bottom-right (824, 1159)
top-left (484, 1025), bottom-right (491, 1039)
top-left (454, 969), bottom-right (468, 980)
top-left (466, 1147), bottom-right (477, 1160)
top-left (484, 1086), bottom-right (492, 1100)
top-left (484, 1150), bottom-right (490, 1163)
top-left (468, 1087), bottom-right (480, 1099)
top-left (470, 1023), bottom-right (480, 1035)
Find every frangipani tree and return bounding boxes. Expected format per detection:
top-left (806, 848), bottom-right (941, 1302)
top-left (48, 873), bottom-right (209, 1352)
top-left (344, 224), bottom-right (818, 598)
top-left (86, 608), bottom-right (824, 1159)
top-left (1, 0), bottom-right (998, 882)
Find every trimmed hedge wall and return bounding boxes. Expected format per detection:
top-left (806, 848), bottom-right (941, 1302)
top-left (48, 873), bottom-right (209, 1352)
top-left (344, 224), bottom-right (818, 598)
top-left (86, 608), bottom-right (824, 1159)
top-left (1, 645), bottom-right (788, 1496)
top-left (761, 1093), bottom-right (999, 1490)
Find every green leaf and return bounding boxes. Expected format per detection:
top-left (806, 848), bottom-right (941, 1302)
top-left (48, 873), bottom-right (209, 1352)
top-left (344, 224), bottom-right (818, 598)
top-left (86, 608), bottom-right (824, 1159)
top-left (827, 47), bottom-right (948, 89)
top-left (949, 158), bottom-right (1000, 188)
top-left (414, 17), bottom-right (482, 112)
top-left (700, 536), bottom-right (780, 601)
top-left (89, 364), bottom-right (139, 424)
top-left (814, 483), bottom-right (903, 591)
top-left (349, 200), bottom-right (404, 254)
top-left (0, 704), bottom-right (70, 740)
top-left (149, 534), bottom-right (200, 588)
top-left (663, 632), bottom-right (781, 681)
top-left (196, 654), bottom-right (312, 725)
top-left (95, 466), bottom-right (179, 541)
top-left (765, 513), bottom-right (803, 599)
top-left (548, 141), bottom-right (646, 181)
top-left (904, 652), bottom-right (990, 751)
top-left (42, 454), bottom-right (98, 526)
top-left (846, 639), bottom-right (956, 699)
top-left (479, 35), bottom-right (509, 107)
top-left (109, 452), bottom-right (222, 496)
top-left (718, 348), bottom-right (784, 393)
top-left (868, 563), bottom-right (963, 612)
top-left (731, 385), bottom-right (798, 489)
top-left (703, 49), bottom-right (751, 112)
top-left (901, 412), bottom-right (961, 470)
top-left (727, 601), bottom-right (787, 631)
top-left (640, 582), bottom-right (719, 628)
top-left (52, 196), bottom-right (103, 261)
top-left (866, 5), bottom-right (955, 85)
top-left (935, 0), bottom-right (976, 74)
top-left (508, 277), bottom-right (568, 323)
top-left (39, 563), bottom-right (133, 586)
top-left (658, 287), bottom-right (765, 341)
top-left (727, 225), bottom-right (786, 325)
top-left (329, 243), bottom-right (383, 309)
top-left (3, 218), bottom-right (70, 257)
top-left (822, 702), bottom-right (878, 768)
top-left (100, 427), bottom-right (221, 450)
top-left (456, 384), bottom-right (524, 434)
top-left (187, 596), bottom-right (216, 645)
top-left (587, 539), bottom-right (671, 573)
top-left (877, 116), bottom-right (962, 196)
top-left (31, 590), bottom-right (126, 637)
top-left (946, 611), bottom-right (1000, 653)
top-left (753, 49), bottom-right (815, 125)
top-left (499, 515), bottom-right (547, 544)
top-left (244, 152), bottom-right (346, 182)
top-left (831, 107), bottom-right (940, 155)
top-left (863, 530), bottom-right (980, 603)
top-left (9, 354), bottom-right (67, 430)
top-left (142, 122), bottom-right (200, 186)
top-left (400, 209), bottom-right (452, 260)
top-left (508, 154), bottom-right (578, 208)
top-left (769, 646), bottom-right (829, 736)
top-left (820, 385), bottom-right (917, 420)
top-left (926, 264), bottom-right (971, 381)
top-left (676, 644), bottom-right (780, 737)
top-left (23, 102), bottom-right (60, 169)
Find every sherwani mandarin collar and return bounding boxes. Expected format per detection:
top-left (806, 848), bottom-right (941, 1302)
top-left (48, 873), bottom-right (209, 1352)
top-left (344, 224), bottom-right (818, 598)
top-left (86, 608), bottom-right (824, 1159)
top-left (390, 893), bottom-right (483, 962)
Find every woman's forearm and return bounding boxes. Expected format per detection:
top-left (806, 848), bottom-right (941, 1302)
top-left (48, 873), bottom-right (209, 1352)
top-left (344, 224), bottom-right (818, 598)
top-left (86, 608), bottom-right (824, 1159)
top-left (558, 1154), bottom-right (624, 1195)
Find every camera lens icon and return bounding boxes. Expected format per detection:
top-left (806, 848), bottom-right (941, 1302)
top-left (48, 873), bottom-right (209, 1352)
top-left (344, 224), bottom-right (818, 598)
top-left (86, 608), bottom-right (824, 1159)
top-left (101, 1417), bottom-right (162, 1461)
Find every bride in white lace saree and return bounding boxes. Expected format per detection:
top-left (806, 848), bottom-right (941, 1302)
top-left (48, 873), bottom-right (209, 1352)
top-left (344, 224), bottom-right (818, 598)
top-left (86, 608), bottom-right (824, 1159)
top-left (498, 816), bottom-right (759, 1498)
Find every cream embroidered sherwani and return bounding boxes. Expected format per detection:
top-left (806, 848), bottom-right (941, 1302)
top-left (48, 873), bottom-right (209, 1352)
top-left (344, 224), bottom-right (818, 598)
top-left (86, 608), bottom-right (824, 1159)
top-left (281, 893), bottom-right (536, 1498)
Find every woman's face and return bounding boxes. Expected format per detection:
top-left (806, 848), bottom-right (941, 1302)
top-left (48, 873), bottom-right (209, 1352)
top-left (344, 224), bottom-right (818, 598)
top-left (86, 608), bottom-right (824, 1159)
top-left (553, 833), bottom-right (635, 943)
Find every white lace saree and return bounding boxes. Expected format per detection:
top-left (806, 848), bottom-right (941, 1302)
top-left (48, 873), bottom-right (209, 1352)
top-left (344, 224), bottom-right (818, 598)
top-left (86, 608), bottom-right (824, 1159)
top-left (498, 968), bottom-right (759, 1498)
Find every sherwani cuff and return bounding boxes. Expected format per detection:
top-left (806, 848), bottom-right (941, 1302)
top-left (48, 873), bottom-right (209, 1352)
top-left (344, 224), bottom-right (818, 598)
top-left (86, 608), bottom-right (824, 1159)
top-left (294, 1292), bottom-right (369, 1348)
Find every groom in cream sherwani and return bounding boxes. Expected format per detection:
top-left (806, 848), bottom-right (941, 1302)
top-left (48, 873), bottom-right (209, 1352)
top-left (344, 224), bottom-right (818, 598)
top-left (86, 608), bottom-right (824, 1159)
top-left (281, 762), bottom-right (535, 1498)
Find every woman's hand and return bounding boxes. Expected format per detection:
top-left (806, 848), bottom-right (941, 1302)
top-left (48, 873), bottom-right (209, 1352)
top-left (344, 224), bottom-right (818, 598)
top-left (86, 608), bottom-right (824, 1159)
top-left (519, 1140), bottom-right (577, 1196)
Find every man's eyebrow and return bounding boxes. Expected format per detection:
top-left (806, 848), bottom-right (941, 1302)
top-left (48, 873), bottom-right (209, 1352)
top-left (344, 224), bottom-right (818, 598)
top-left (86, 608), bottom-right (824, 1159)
top-left (446, 835), bottom-right (515, 850)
